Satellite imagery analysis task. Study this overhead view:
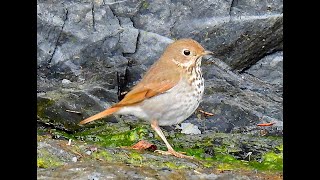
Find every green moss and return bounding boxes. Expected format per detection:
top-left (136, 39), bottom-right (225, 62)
top-left (37, 149), bottom-right (64, 168)
top-left (142, 0), bottom-right (149, 9)
top-left (127, 151), bottom-right (144, 164)
top-left (247, 144), bottom-right (283, 171)
top-left (276, 144), bottom-right (283, 152)
top-left (77, 123), bottom-right (130, 136)
top-left (217, 163), bottom-right (236, 171)
top-left (39, 121), bottom-right (283, 173)
top-left (249, 151), bottom-right (283, 171)
top-left (166, 132), bottom-right (283, 172)
top-left (175, 148), bottom-right (207, 160)
top-left (262, 136), bottom-right (283, 142)
top-left (92, 150), bottom-right (112, 161)
top-left (213, 154), bottom-right (237, 162)
top-left (37, 158), bottom-right (48, 168)
top-left (50, 129), bottom-right (74, 139)
top-left (164, 161), bottom-right (187, 169)
top-left (202, 161), bottom-right (214, 168)
top-left (37, 97), bottom-right (55, 120)
top-left (78, 125), bottom-right (283, 172)
top-left (75, 126), bottom-right (150, 147)
top-left (129, 152), bottom-right (143, 161)
top-left (37, 157), bottom-right (63, 168)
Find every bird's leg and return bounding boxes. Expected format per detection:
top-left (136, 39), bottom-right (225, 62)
top-left (151, 120), bottom-right (193, 159)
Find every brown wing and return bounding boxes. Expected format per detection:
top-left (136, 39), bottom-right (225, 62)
top-left (113, 60), bottom-right (181, 107)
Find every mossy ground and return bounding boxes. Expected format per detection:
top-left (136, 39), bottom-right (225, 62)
top-left (37, 122), bottom-right (282, 177)
top-left (37, 150), bottom-right (64, 168)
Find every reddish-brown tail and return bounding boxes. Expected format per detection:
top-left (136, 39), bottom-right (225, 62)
top-left (79, 107), bottom-right (120, 125)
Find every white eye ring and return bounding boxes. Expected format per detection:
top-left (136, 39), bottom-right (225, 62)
top-left (182, 49), bottom-right (191, 56)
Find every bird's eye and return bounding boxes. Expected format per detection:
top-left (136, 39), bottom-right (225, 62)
top-left (183, 49), bottom-right (191, 56)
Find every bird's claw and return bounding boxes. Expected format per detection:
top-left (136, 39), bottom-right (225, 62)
top-left (154, 149), bottom-right (193, 159)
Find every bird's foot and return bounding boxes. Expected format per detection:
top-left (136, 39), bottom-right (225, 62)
top-left (154, 149), bottom-right (193, 159)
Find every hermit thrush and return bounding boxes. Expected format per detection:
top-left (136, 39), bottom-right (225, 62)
top-left (80, 39), bottom-right (212, 158)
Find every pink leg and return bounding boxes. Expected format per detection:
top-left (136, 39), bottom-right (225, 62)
top-left (151, 120), bottom-right (193, 159)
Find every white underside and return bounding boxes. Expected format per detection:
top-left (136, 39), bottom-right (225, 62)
top-left (116, 76), bottom-right (204, 126)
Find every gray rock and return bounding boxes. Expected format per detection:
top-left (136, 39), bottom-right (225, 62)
top-left (173, 14), bottom-right (283, 71)
top-left (71, 156), bottom-right (77, 162)
top-left (108, 0), bottom-right (283, 70)
top-left (230, 0), bottom-right (283, 16)
top-left (37, 1), bottom-right (123, 71)
top-left (130, 0), bottom-right (231, 37)
top-left (126, 30), bottom-right (173, 66)
top-left (37, 161), bottom-right (251, 180)
top-left (62, 79), bottom-right (71, 85)
top-left (183, 58), bottom-right (282, 135)
top-left (245, 51), bottom-right (283, 86)
top-left (118, 17), bottom-right (139, 54)
top-left (107, 0), bottom-right (143, 17)
top-left (37, 2), bottom-right (67, 67)
top-left (37, 138), bottom-right (74, 167)
top-left (37, 0), bottom-right (282, 135)
top-left (37, 89), bottom-right (118, 131)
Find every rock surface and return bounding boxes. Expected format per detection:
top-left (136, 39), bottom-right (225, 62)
top-left (37, 3), bottom-right (283, 179)
top-left (185, 56), bottom-right (283, 135)
top-left (37, 161), bottom-right (256, 180)
top-left (37, 0), bottom-right (283, 136)
top-left (115, 0), bottom-right (283, 70)
top-left (37, 129), bottom-right (283, 179)
top-left (245, 51), bottom-right (283, 86)
top-left (37, 0), bottom-right (283, 178)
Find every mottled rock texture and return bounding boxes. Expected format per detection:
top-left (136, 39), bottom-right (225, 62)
top-left (37, 0), bottom-right (283, 135)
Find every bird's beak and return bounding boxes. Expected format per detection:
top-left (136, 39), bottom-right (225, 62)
top-left (195, 50), bottom-right (213, 63)
top-left (202, 50), bottom-right (213, 56)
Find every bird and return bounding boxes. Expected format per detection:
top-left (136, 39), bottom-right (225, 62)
top-left (79, 38), bottom-right (212, 159)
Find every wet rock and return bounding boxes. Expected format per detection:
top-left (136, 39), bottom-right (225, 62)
top-left (37, 137), bottom-right (73, 168)
top-left (37, 161), bottom-right (251, 180)
top-left (37, 89), bottom-right (118, 131)
top-left (170, 131), bottom-right (282, 162)
top-left (37, 131), bottom-right (282, 179)
top-left (37, 0), bottom-right (283, 178)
